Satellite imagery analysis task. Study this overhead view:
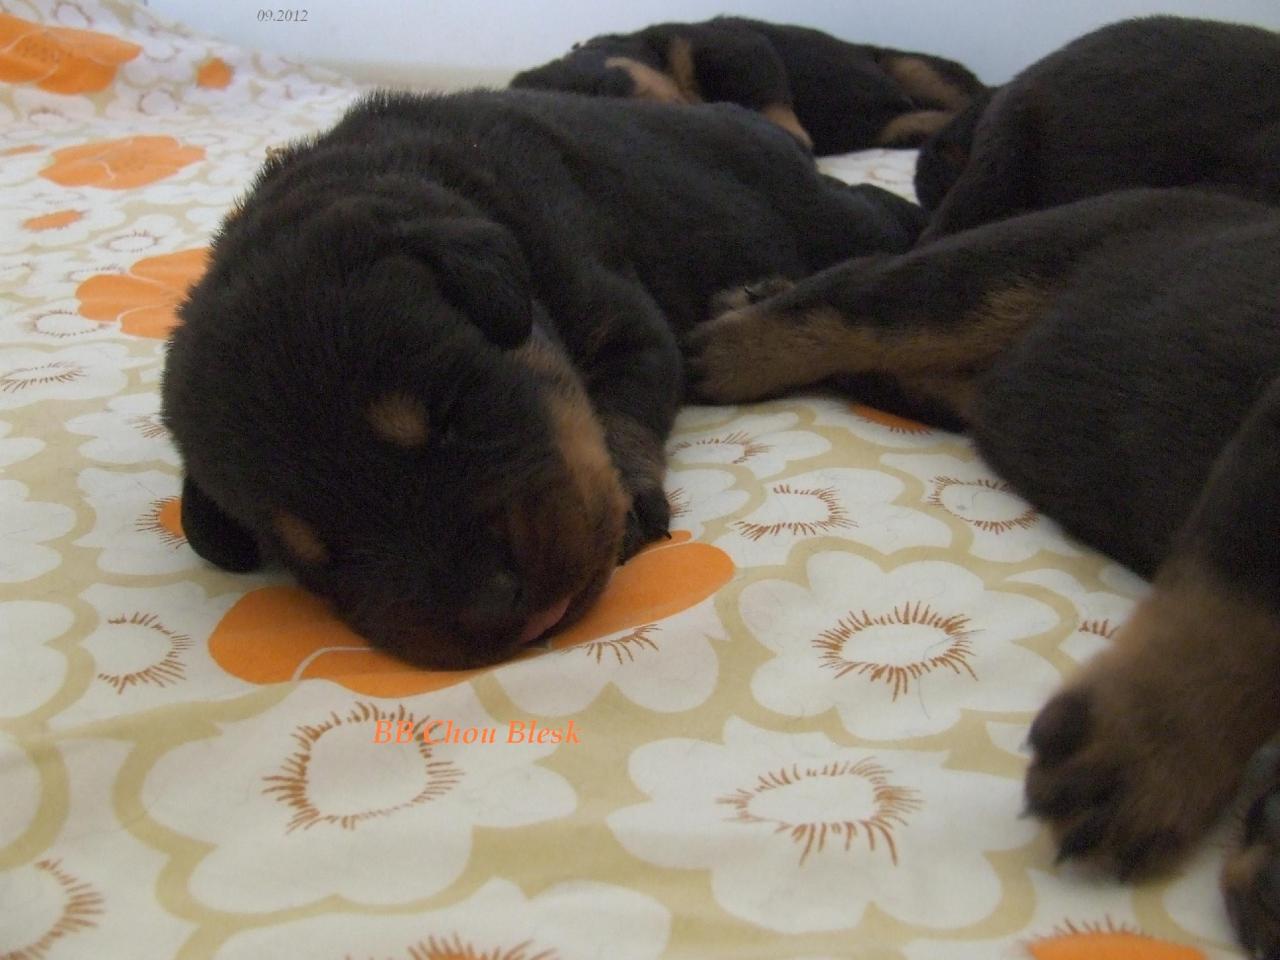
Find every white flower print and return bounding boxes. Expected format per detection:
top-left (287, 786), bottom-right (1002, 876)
top-left (213, 878), bottom-right (671, 960)
top-left (141, 683), bottom-right (575, 912)
top-left (0, 479), bottom-right (75, 583)
top-left (609, 717), bottom-right (1036, 932)
top-left (883, 451), bottom-right (1082, 563)
top-left (744, 552), bottom-right (1062, 740)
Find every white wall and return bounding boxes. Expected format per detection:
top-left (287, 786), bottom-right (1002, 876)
top-left (146, 1), bottom-right (1280, 86)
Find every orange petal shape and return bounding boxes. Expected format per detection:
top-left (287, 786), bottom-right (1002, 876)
top-left (76, 248), bottom-right (208, 339)
top-left (41, 136), bottom-right (204, 190)
top-left (0, 14), bottom-right (140, 95)
top-left (852, 403), bottom-right (932, 434)
top-left (549, 530), bottom-right (734, 648)
top-left (196, 57), bottom-right (232, 89)
top-left (207, 529), bottom-right (735, 696)
top-left (1029, 931), bottom-right (1203, 960)
top-left (23, 209), bottom-right (82, 231)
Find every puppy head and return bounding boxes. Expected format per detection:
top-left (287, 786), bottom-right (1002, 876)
top-left (164, 183), bottom-right (629, 668)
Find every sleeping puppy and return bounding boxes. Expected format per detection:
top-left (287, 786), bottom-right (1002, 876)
top-left (162, 88), bottom-right (923, 670)
top-left (922, 16), bottom-right (1280, 240)
top-left (511, 16), bottom-right (985, 155)
top-left (684, 188), bottom-right (1280, 955)
top-left (912, 86), bottom-right (993, 213)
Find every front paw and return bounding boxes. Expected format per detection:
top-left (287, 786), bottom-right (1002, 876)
top-left (684, 307), bottom-right (772, 404)
top-left (621, 483), bottom-right (671, 562)
top-left (1024, 653), bottom-right (1242, 878)
top-left (1223, 769), bottom-right (1280, 958)
top-left (708, 276), bottom-right (795, 316)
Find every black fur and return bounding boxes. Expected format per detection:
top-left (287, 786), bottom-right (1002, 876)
top-left (162, 87), bottom-right (922, 669)
top-left (921, 16), bottom-right (1280, 239)
top-left (513, 16), bottom-right (985, 155)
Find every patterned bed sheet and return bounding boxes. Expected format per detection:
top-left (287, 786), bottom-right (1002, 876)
top-left (0, 1), bottom-right (1246, 957)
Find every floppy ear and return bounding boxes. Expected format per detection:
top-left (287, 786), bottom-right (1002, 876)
top-left (180, 474), bottom-right (262, 572)
top-left (400, 217), bottom-right (533, 350)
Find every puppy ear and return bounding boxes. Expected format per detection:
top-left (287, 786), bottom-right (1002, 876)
top-left (401, 218), bottom-right (533, 349)
top-left (180, 475), bottom-right (262, 572)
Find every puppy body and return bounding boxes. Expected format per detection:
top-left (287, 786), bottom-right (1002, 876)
top-left (163, 88), bottom-right (922, 668)
top-left (922, 16), bottom-right (1280, 238)
top-left (512, 17), bottom-right (985, 154)
top-left (686, 188), bottom-right (1280, 952)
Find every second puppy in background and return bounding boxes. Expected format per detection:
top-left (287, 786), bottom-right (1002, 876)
top-left (512, 16), bottom-right (986, 155)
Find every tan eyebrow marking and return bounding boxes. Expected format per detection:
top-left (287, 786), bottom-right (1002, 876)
top-left (367, 394), bottom-right (429, 447)
top-left (273, 510), bottom-right (329, 565)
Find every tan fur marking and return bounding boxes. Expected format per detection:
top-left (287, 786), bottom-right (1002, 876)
top-left (666, 35), bottom-right (703, 103)
top-left (693, 281), bottom-right (1051, 408)
top-left (1034, 561), bottom-right (1280, 872)
top-left (761, 102), bottom-right (814, 149)
top-left (881, 55), bottom-right (972, 111)
top-left (273, 510), bottom-right (329, 565)
top-left (604, 56), bottom-right (689, 104)
top-left (367, 394), bottom-right (429, 448)
top-left (874, 109), bottom-right (955, 146)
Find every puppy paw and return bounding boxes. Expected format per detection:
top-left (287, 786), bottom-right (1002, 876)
top-left (1025, 652), bottom-right (1242, 879)
top-left (708, 276), bottom-right (794, 315)
top-left (621, 483), bottom-right (671, 562)
top-left (1224, 776), bottom-right (1280, 958)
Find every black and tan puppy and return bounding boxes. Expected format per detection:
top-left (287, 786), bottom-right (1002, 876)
top-left (511, 17), bottom-right (985, 155)
top-left (922, 16), bottom-right (1280, 240)
top-left (161, 88), bottom-right (923, 670)
top-left (685, 188), bottom-right (1280, 954)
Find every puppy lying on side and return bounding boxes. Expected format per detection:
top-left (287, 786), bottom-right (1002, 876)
top-left (162, 88), bottom-right (922, 670)
top-left (512, 17), bottom-right (985, 155)
top-left (685, 188), bottom-right (1280, 954)
top-left (921, 16), bottom-right (1280, 240)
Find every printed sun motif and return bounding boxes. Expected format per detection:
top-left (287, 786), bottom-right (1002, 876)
top-left (135, 496), bottom-right (185, 547)
top-left (262, 702), bottom-right (462, 833)
top-left (581, 624), bottom-right (660, 666)
top-left (927, 474), bottom-right (1038, 534)
top-left (0, 358), bottom-right (84, 393)
top-left (813, 601), bottom-right (976, 701)
top-left (95, 612), bottom-right (192, 694)
top-left (402, 935), bottom-right (557, 960)
top-left (669, 429), bottom-right (770, 466)
top-left (718, 758), bottom-right (920, 865)
top-left (1, 859), bottom-right (104, 960)
top-left (734, 482), bottom-right (854, 541)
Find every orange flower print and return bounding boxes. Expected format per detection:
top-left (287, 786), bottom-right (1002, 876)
top-left (208, 531), bottom-right (734, 697)
top-left (41, 136), bottom-right (204, 190)
top-left (0, 13), bottom-right (140, 95)
top-left (2, 144), bottom-right (43, 156)
top-left (76, 248), bottom-right (208, 339)
top-left (1028, 919), bottom-right (1203, 960)
top-left (23, 208), bottom-right (82, 231)
top-left (196, 57), bottom-right (232, 89)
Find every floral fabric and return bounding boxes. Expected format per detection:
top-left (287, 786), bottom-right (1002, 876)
top-left (0, 2), bottom-right (1244, 957)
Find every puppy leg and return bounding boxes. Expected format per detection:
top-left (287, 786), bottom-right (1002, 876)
top-left (568, 269), bottom-right (684, 560)
top-left (1027, 374), bottom-right (1280, 880)
top-left (685, 231), bottom-right (1056, 409)
top-left (917, 84), bottom-right (1035, 242)
top-left (1224, 756), bottom-right (1280, 957)
top-left (666, 25), bottom-right (813, 149)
